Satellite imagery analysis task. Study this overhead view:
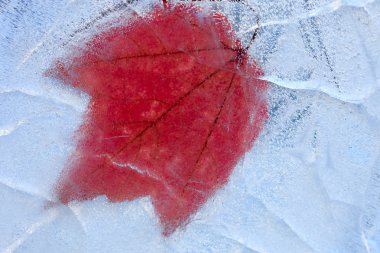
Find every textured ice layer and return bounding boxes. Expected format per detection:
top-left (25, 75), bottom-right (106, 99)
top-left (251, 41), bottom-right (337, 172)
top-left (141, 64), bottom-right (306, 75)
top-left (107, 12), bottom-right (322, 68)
top-left (1, 0), bottom-right (380, 252)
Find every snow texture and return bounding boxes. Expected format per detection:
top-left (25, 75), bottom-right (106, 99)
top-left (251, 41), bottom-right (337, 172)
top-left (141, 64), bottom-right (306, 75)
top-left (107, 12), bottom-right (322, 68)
top-left (1, 0), bottom-right (380, 252)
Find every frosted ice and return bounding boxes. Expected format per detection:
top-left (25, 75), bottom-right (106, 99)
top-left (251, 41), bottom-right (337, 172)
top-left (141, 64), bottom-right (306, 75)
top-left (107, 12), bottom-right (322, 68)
top-left (1, 0), bottom-right (380, 252)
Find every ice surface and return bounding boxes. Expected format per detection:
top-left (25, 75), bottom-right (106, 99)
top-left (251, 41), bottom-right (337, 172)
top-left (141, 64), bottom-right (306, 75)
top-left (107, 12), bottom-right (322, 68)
top-left (1, 0), bottom-right (380, 252)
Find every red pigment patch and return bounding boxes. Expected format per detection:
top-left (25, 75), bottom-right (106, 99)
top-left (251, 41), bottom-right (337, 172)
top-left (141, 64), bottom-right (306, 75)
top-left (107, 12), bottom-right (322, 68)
top-left (49, 4), bottom-right (268, 235)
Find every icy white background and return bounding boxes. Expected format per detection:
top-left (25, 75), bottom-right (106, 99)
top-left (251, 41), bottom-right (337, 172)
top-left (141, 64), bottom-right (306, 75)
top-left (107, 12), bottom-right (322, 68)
top-left (1, 0), bottom-right (380, 252)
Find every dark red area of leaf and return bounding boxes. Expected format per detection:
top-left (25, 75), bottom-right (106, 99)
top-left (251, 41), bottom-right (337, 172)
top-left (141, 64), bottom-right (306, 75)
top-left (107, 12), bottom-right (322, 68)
top-left (50, 4), bottom-right (268, 235)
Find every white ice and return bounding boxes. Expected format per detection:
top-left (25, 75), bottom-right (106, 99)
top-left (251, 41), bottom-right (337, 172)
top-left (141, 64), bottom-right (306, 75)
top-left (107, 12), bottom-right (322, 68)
top-left (1, 0), bottom-right (380, 252)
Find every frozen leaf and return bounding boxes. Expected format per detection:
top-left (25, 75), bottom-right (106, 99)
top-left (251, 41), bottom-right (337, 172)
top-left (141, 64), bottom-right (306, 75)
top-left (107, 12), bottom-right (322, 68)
top-left (48, 4), bottom-right (268, 235)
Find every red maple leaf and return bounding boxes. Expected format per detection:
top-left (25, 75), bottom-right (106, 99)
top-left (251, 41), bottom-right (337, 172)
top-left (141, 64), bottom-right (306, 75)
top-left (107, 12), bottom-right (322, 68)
top-left (49, 4), bottom-right (268, 235)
